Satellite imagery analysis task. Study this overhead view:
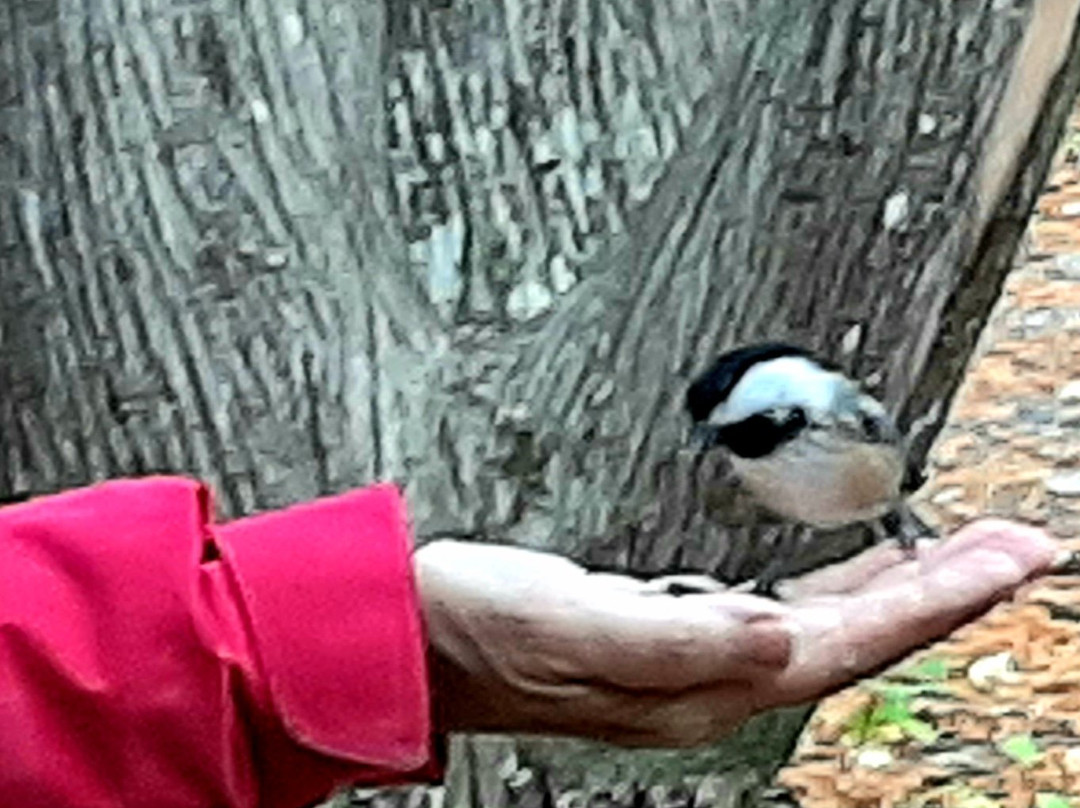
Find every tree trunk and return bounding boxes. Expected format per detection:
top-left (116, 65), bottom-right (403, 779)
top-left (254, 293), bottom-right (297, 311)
top-left (2, 0), bottom-right (1079, 805)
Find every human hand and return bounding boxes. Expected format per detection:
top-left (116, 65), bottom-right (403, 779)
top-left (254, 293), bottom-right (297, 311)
top-left (414, 520), bottom-right (1057, 748)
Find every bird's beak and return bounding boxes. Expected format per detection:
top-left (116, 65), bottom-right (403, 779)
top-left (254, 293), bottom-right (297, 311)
top-left (688, 422), bottom-right (723, 455)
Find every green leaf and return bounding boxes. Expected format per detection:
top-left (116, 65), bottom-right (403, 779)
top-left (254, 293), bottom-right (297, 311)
top-left (873, 724), bottom-right (906, 744)
top-left (850, 706), bottom-right (876, 731)
top-left (868, 682), bottom-right (914, 700)
top-left (876, 699), bottom-right (914, 724)
top-left (999, 734), bottom-right (1042, 767)
top-left (1035, 794), bottom-right (1073, 808)
top-left (904, 657), bottom-right (950, 682)
top-left (840, 704), bottom-right (878, 746)
top-left (840, 688), bottom-right (941, 748)
top-left (895, 716), bottom-right (938, 744)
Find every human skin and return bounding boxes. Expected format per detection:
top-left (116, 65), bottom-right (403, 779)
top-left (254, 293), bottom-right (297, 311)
top-left (415, 520), bottom-right (1057, 747)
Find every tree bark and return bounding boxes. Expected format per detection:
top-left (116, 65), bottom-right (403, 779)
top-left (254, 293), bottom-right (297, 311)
top-left (2, 0), bottom-right (1080, 806)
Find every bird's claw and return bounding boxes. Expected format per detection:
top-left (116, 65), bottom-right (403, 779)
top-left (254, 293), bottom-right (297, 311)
top-left (643, 573), bottom-right (729, 596)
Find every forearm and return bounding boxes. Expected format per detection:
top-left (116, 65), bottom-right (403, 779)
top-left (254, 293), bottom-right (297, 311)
top-left (0, 478), bottom-right (442, 808)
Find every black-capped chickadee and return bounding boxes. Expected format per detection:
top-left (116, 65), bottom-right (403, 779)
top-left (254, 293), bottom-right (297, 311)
top-left (684, 342), bottom-right (923, 595)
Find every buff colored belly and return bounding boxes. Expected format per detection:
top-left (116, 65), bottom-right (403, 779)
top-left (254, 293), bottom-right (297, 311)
top-left (731, 439), bottom-right (904, 528)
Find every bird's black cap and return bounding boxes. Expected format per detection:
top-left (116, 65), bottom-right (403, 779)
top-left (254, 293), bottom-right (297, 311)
top-left (685, 342), bottom-right (815, 422)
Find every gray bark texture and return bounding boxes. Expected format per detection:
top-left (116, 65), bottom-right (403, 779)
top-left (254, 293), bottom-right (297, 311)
top-left (2, 0), bottom-right (1080, 805)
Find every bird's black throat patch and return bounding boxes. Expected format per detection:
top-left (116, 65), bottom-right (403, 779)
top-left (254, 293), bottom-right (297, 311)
top-left (712, 408), bottom-right (809, 459)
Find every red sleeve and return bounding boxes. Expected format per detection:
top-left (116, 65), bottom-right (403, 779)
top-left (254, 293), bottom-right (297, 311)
top-left (0, 477), bottom-right (442, 808)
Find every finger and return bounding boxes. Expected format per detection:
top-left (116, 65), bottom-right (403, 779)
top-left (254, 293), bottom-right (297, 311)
top-left (857, 519), bottom-right (1057, 593)
top-left (918, 518), bottom-right (1057, 570)
top-left (781, 538), bottom-right (938, 599)
top-left (777, 520), bottom-right (1053, 601)
top-left (757, 521), bottom-right (1057, 706)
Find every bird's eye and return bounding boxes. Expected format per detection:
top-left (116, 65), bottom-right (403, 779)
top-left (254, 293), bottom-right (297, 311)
top-left (788, 407), bottom-right (808, 428)
top-left (859, 411), bottom-right (888, 442)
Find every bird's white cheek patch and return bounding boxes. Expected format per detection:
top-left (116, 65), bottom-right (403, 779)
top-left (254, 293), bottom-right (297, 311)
top-left (719, 357), bottom-right (841, 423)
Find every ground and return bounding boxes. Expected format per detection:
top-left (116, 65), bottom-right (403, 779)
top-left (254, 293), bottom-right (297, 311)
top-left (776, 108), bottom-right (1080, 807)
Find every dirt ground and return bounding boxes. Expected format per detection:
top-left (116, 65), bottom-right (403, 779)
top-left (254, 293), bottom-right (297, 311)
top-left (776, 111), bottom-right (1080, 807)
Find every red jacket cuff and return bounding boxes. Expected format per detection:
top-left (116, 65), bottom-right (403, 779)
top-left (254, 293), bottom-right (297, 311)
top-left (215, 484), bottom-right (438, 776)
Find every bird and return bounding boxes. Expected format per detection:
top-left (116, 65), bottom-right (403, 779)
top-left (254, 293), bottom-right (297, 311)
top-left (681, 341), bottom-right (925, 596)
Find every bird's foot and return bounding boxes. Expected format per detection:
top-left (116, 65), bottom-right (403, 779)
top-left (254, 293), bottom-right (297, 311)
top-left (643, 573), bottom-right (729, 597)
top-left (726, 575), bottom-right (789, 600)
top-left (879, 501), bottom-right (936, 559)
top-left (748, 576), bottom-right (782, 599)
top-left (896, 530), bottom-right (919, 560)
